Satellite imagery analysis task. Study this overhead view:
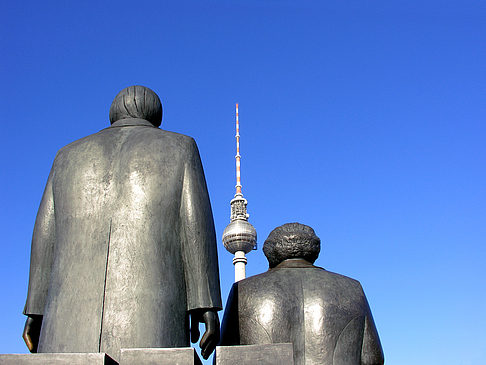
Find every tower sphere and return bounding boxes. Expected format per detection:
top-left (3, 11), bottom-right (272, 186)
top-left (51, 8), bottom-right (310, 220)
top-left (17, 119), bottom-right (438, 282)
top-left (222, 219), bottom-right (257, 254)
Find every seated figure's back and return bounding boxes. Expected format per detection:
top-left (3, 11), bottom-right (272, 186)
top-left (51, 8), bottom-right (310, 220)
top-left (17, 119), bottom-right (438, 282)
top-left (220, 223), bottom-right (384, 365)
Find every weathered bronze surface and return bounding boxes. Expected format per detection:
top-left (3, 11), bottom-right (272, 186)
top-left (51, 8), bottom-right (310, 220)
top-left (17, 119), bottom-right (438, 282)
top-left (220, 223), bottom-right (384, 365)
top-left (119, 347), bottom-right (202, 365)
top-left (214, 344), bottom-right (294, 365)
top-left (23, 86), bottom-right (222, 361)
top-left (0, 353), bottom-right (117, 364)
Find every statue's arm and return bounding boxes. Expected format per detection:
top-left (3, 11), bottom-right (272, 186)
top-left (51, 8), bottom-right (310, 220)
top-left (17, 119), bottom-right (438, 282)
top-left (180, 138), bottom-right (222, 358)
top-left (360, 292), bottom-right (385, 365)
top-left (23, 167), bottom-right (56, 352)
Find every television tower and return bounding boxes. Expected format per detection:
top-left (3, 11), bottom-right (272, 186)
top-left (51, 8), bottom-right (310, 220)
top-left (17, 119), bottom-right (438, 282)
top-left (222, 103), bottom-right (257, 282)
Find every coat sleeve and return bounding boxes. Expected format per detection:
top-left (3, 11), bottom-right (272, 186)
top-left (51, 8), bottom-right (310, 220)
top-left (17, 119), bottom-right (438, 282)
top-left (23, 166), bottom-right (56, 316)
top-left (360, 290), bottom-right (385, 365)
top-left (180, 138), bottom-right (222, 312)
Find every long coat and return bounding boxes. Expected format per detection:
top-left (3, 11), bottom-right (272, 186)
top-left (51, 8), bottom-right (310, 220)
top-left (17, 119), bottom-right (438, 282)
top-left (220, 260), bottom-right (384, 365)
top-left (24, 118), bottom-right (222, 360)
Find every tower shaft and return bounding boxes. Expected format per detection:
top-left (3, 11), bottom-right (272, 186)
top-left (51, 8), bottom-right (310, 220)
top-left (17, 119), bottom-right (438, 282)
top-left (233, 251), bottom-right (248, 282)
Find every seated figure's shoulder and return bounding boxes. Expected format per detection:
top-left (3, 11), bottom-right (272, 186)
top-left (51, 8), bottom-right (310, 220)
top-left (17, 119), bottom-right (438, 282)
top-left (235, 271), bottom-right (277, 292)
top-left (232, 271), bottom-right (292, 312)
top-left (237, 269), bottom-right (306, 300)
top-left (318, 269), bottom-right (364, 292)
top-left (322, 269), bottom-right (360, 282)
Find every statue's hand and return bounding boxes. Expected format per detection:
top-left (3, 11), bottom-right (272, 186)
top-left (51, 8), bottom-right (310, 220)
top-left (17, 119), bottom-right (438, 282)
top-left (22, 315), bottom-right (42, 353)
top-left (190, 309), bottom-right (220, 359)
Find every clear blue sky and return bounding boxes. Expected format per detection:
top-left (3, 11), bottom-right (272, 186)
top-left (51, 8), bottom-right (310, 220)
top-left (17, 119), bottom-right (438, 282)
top-left (1, 1), bottom-right (485, 364)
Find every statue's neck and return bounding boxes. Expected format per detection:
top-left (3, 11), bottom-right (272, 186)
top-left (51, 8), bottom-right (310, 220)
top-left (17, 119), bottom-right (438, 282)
top-left (109, 118), bottom-right (157, 128)
top-left (272, 258), bottom-right (319, 269)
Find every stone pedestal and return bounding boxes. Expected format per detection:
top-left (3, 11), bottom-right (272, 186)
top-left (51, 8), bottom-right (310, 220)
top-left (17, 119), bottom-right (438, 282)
top-left (214, 343), bottom-right (294, 365)
top-left (0, 353), bottom-right (116, 365)
top-left (119, 347), bottom-right (201, 365)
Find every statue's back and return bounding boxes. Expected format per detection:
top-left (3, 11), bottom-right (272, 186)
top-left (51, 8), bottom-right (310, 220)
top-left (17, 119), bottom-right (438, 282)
top-left (27, 118), bottom-right (221, 360)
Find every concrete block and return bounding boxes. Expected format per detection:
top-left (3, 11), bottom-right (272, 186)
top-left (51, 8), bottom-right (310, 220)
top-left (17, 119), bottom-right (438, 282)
top-left (119, 347), bottom-right (201, 365)
top-left (0, 353), bottom-right (117, 365)
top-left (214, 343), bottom-right (294, 365)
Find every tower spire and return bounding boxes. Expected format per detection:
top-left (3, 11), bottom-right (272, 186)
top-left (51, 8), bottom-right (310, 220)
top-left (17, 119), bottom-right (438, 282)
top-left (235, 103), bottom-right (242, 195)
top-left (222, 103), bottom-right (257, 282)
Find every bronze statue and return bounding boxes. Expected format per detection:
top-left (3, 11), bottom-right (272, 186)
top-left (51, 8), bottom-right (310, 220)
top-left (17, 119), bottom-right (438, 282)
top-left (22, 86), bottom-right (222, 361)
top-left (219, 223), bottom-right (384, 365)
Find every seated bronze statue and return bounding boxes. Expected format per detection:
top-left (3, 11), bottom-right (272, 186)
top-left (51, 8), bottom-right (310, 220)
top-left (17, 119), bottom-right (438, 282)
top-left (219, 223), bottom-right (384, 365)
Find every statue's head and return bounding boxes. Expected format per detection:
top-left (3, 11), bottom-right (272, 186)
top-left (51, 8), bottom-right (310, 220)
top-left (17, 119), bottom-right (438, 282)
top-left (263, 223), bottom-right (321, 268)
top-left (109, 85), bottom-right (163, 127)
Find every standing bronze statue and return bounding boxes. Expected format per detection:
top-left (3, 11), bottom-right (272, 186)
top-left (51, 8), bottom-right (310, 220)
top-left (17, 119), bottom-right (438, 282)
top-left (22, 86), bottom-right (222, 361)
top-left (219, 223), bottom-right (384, 365)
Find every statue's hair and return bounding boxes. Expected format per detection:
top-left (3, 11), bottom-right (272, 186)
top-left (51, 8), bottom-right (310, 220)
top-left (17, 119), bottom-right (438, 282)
top-left (263, 223), bottom-right (321, 268)
top-left (109, 85), bottom-right (162, 127)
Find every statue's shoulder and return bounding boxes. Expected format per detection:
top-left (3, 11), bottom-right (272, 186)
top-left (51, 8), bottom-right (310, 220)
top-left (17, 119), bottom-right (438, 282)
top-left (235, 269), bottom-right (299, 295)
top-left (53, 132), bottom-right (101, 161)
top-left (128, 128), bottom-right (197, 151)
top-left (136, 127), bottom-right (192, 139)
top-left (238, 270), bottom-right (272, 285)
top-left (320, 269), bottom-right (362, 285)
top-left (54, 128), bottom-right (197, 163)
top-left (317, 268), bottom-right (356, 280)
top-left (315, 269), bottom-right (365, 298)
top-left (231, 271), bottom-right (270, 293)
top-left (156, 129), bottom-right (196, 145)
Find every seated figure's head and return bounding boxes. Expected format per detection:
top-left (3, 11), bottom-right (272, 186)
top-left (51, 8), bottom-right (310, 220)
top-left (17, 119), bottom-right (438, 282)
top-left (263, 223), bottom-right (321, 268)
top-left (109, 85), bottom-right (163, 127)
